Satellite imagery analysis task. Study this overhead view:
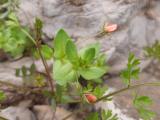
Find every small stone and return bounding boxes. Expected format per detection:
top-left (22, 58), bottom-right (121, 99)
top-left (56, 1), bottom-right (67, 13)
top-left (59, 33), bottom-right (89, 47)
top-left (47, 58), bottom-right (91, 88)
top-left (0, 106), bottom-right (36, 120)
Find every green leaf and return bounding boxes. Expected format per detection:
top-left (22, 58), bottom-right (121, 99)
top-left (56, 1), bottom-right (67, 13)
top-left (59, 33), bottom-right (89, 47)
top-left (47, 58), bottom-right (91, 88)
top-left (134, 96), bottom-right (153, 108)
top-left (101, 110), bottom-right (118, 120)
top-left (34, 18), bottom-right (43, 32)
top-left (93, 86), bottom-right (107, 98)
top-left (83, 48), bottom-right (95, 64)
top-left (15, 68), bottom-right (20, 77)
top-left (86, 112), bottom-right (99, 120)
top-left (66, 40), bottom-right (79, 65)
top-left (144, 40), bottom-right (160, 61)
top-left (30, 64), bottom-right (36, 75)
top-left (97, 54), bottom-right (106, 66)
top-left (61, 95), bottom-right (75, 104)
top-left (41, 45), bottom-right (54, 60)
top-left (139, 108), bottom-right (155, 120)
top-left (21, 66), bottom-right (27, 77)
top-left (55, 85), bottom-right (63, 102)
top-left (133, 95), bottom-right (155, 120)
top-left (79, 43), bottom-right (100, 58)
top-left (120, 53), bottom-right (140, 86)
top-left (0, 91), bottom-right (6, 101)
top-left (92, 78), bottom-right (103, 83)
top-left (53, 29), bottom-right (70, 59)
top-left (80, 66), bottom-right (107, 80)
top-left (53, 60), bottom-right (77, 86)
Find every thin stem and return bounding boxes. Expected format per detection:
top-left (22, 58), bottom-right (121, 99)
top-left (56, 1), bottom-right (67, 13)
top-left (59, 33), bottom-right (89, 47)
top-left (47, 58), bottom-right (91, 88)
top-left (20, 28), bottom-right (36, 45)
top-left (0, 80), bottom-right (42, 94)
top-left (36, 41), bottom-right (55, 93)
top-left (96, 82), bottom-right (160, 102)
top-left (17, 17), bottom-right (55, 93)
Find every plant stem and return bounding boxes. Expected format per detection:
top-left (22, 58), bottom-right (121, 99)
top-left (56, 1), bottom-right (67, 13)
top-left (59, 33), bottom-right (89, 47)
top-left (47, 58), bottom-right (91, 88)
top-left (96, 82), bottom-right (160, 102)
top-left (35, 40), bottom-right (55, 93)
top-left (18, 19), bottom-right (55, 93)
top-left (0, 80), bottom-right (42, 94)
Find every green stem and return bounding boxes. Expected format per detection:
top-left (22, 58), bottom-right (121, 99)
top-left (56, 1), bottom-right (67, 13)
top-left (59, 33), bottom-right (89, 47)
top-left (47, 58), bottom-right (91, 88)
top-left (96, 82), bottom-right (160, 102)
top-left (20, 28), bottom-right (36, 45)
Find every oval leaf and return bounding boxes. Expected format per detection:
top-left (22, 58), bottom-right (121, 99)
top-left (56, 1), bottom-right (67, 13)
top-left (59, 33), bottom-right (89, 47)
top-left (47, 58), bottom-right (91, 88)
top-left (79, 66), bottom-right (107, 80)
top-left (53, 60), bottom-right (77, 86)
top-left (66, 40), bottom-right (79, 65)
top-left (41, 45), bottom-right (53, 60)
top-left (53, 29), bottom-right (70, 59)
top-left (83, 48), bottom-right (95, 64)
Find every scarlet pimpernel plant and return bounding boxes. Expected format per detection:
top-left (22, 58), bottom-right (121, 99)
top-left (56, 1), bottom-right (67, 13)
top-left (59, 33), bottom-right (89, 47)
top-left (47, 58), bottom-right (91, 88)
top-left (0, 17), bottom-right (160, 120)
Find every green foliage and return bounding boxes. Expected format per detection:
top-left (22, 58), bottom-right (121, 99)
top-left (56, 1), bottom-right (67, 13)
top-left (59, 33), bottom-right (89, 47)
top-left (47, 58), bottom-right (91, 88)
top-left (86, 112), bottom-right (99, 120)
top-left (144, 40), bottom-right (160, 61)
top-left (79, 66), bottom-right (106, 80)
top-left (0, 90), bottom-right (6, 101)
top-left (53, 29), bottom-right (108, 86)
top-left (85, 110), bottom-right (118, 120)
top-left (93, 86), bottom-right (108, 99)
top-left (0, 13), bottom-right (32, 57)
top-left (133, 95), bottom-right (155, 120)
top-left (53, 60), bottom-right (77, 86)
top-left (83, 48), bottom-right (95, 64)
top-left (15, 64), bottom-right (45, 87)
top-left (83, 84), bottom-right (107, 100)
top-left (34, 18), bottom-right (43, 39)
top-left (101, 110), bottom-right (118, 120)
top-left (53, 29), bottom-right (70, 59)
top-left (121, 53), bottom-right (140, 86)
top-left (0, 0), bottom-right (17, 19)
top-left (41, 45), bottom-right (54, 60)
top-left (66, 40), bottom-right (79, 66)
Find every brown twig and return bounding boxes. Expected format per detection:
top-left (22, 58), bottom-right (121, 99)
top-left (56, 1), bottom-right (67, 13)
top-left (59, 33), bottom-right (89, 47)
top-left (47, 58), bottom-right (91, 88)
top-left (0, 80), bottom-right (42, 94)
top-left (36, 43), bottom-right (54, 93)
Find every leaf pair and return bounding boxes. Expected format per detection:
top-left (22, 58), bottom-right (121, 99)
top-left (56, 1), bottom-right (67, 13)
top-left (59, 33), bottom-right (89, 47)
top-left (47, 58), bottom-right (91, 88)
top-left (121, 53), bottom-right (140, 86)
top-left (85, 110), bottom-right (118, 120)
top-left (53, 60), bottom-right (77, 86)
top-left (133, 96), bottom-right (155, 120)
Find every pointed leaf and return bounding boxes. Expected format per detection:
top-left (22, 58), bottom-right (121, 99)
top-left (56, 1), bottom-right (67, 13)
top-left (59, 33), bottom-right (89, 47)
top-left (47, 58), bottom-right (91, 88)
top-left (83, 48), bottom-right (95, 64)
top-left (41, 45), bottom-right (53, 60)
top-left (53, 29), bottom-right (70, 59)
top-left (66, 40), bottom-right (79, 65)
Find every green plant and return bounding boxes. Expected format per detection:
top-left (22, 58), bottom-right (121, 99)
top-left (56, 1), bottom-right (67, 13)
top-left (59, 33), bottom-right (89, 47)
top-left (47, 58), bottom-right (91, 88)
top-left (133, 95), bottom-right (155, 120)
top-left (0, 12), bottom-right (33, 58)
top-left (53, 29), bottom-right (107, 86)
top-left (0, 90), bottom-right (6, 101)
top-left (144, 40), bottom-right (160, 61)
top-left (0, 17), bottom-right (160, 120)
top-left (0, 0), bottom-right (19, 18)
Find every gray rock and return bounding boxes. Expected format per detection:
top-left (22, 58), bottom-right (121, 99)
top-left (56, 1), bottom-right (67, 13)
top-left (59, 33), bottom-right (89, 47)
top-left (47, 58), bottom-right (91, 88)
top-left (33, 105), bottom-right (75, 120)
top-left (0, 106), bottom-right (36, 120)
top-left (17, 0), bottom-right (160, 73)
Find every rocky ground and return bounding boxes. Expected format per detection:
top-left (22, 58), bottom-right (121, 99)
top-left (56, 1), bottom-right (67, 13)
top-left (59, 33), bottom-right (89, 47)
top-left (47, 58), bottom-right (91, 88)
top-left (1, 0), bottom-right (160, 120)
top-left (0, 56), bottom-right (160, 120)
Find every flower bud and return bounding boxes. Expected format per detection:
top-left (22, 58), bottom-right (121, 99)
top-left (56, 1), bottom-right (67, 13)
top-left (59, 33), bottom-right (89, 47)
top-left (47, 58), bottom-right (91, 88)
top-left (104, 23), bottom-right (118, 32)
top-left (85, 93), bottom-right (97, 103)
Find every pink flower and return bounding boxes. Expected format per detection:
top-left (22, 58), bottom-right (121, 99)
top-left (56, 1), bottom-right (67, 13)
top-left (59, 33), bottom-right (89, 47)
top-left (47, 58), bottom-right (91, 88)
top-left (104, 23), bottom-right (118, 33)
